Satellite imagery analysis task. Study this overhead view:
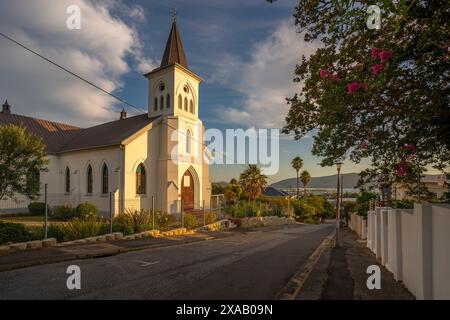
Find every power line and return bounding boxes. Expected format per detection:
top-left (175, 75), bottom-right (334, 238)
top-left (0, 31), bottom-right (279, 184)
top-left (0, 31), bottom-right (147, 115)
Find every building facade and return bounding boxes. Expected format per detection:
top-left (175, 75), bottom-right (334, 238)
top-left (0, 21), bottom-right (211, 215)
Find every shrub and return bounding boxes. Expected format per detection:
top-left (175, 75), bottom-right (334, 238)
top-left (155, 211), bottom-right (177, 230)
top-left (183, 214), bottom-right (198, 230)
top-left (51, 204), bottom-right (76, 220)
top-left (63, 217), bottom-right (103, 240)
top-left (292, 200), bottom-right (315, 218)
top-left (0, 222), bottom-right (29, 244)
top-left (355, 192), bottom-right (377, 217)
top-left (323, 199), bottom-right (336, 218)
top-left (389, 199), bottom-right (414, 209)
top-left (205, 212), bottom-right (217, 225)
top-left (110, 215), bottom-right (134, 235)
top-left (28, 202), bottom-right (48, 216)
top-left (123, 209), bottom-right (153, 233)
top-left (47, 224), bottom-right (66, 242)
top-left (75, 202), bottom-right (98, 219)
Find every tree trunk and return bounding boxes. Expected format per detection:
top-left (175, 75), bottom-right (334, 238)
top-left (296, 171), bottom-right (299, 198)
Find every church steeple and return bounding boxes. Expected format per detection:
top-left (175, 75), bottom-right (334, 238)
top-left (160, 19), bottom-right (188, 69)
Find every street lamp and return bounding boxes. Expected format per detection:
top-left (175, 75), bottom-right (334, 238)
top-left (335, 162), bottom-right (343, 248)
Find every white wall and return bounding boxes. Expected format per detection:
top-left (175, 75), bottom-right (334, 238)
top-left (366, 203), bottom-right (450, 300)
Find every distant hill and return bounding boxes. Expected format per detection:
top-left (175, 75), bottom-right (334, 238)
top-left (271, 173), bottom-right (361, 190)
top-left (270, 173), bottom-right (443, 190)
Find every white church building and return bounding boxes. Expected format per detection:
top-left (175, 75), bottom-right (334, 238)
top-left (0, 20), bottom-right (211, 215)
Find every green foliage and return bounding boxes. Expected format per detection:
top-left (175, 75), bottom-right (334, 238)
top-left (389, 199), bottom-right (414, 209)
top-left (183, 214), bottom-right (198, 230)
top-left (0, 221), bottom-right (29, 244)
top-left (211, 183), bottom-right (225, 195)
top-left (0, 125), bottom-right (48, 201)
top-left (283, 1), bottom-right (450, 192)
top-left (343, 201), bottom-right (357, 221)
top-left (154, 211), bottom-right (177, 231)
top-left (239, 165), bottom-right (267, 201)
top-left (51, 204), bottom-right (76, 220)
top-left (122, 209), bottom-right (153, 233)
top-left (27, 202), bottom-right (48, 216)
top-left (300, 170), bottom-right (311, 194)
top-left (205, 212), bottom-right (217, 225)
top-left (75, 202), bottom-right (98, 220)
top-left (224, 178), bottom-right (242, 204)
top-left (292, 199), bottom-right (316, 218)
top-left (63, 217), bottom-right (103, 240)
top-left (291, 157), bottom-right (303, 197)
top-left (47, 224), bottom-right (66, 242)
top-left (293, 195), bottom-right (335, 222)
top-left (111, 214), bottom-right (134, 235)
top-left (355, 192), bottom-right (377, 217)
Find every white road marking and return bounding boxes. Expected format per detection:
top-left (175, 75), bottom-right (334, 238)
top-left (135, 260), bottom-right (160, 267)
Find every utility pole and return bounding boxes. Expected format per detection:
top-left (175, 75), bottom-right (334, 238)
top-left (335, 162), bottom-right (343, 247)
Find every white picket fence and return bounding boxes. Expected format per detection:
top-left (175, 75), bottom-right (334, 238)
top-left (350, 203), bottom-right (450, 300)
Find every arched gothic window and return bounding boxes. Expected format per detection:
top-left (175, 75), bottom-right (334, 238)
top-left (178, 94), bottom-right (182, 109)
top-left (65, 167), bottom-right (70, 193)
top-left (136, 164), bottom-right (146, 195)
top-left (87, 165), bottom-right (93, 194)
top-left (101, 164), bottom-right (109, 194)
top-left (166, 94), bottom-right (170, 109)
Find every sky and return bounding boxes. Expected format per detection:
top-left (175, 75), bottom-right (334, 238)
top-left (0, 0), bottom-right (373, 183)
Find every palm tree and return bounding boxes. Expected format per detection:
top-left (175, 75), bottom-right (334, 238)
top-left (239, 164), bottom-right (267, 201)
top-left (291, 157), bottom-right (303, 198)
top-left (300, 170), bottom-right (311, 196)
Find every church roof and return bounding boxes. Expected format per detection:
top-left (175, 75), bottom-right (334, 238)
top-left (0, 112), bottom-right (81, 153)
top-left (160, 21), bottom-right (188, 68)
top-left (0, 110), bottom-right (159, 154)
top-left (58, 114), bottom-right (159, 153)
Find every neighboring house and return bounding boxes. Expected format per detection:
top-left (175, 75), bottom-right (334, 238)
top-left (262, 187), bottom-right (287, 197)
top-left (394, 174), bottom-right (449, 200)
top-left (0, 20), bottom-right (211, 215)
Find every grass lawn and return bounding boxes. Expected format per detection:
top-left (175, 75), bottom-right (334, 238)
top-left (0, 215), bottom-right (66, 226)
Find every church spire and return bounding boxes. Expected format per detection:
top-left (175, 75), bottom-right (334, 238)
top-left (160, 12), bottom-right (188, 69)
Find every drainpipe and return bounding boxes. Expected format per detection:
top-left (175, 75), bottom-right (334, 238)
top-left (120, 144), bottom-right (125, 214)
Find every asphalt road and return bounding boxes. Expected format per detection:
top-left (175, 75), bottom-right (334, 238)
top-left (0, 223), bottom-right (333, 300)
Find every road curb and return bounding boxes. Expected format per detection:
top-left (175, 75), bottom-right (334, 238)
top-left (276, 231), bottom-right (335, 300)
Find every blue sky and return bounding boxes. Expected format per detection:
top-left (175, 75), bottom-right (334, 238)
top-left (0, 0), bottom-right (372, 183)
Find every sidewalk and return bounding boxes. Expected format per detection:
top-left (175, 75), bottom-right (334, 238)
top-left (297, 227), bottom-right (414, 300)
top-left (0, 231), bottom-right (232, 272)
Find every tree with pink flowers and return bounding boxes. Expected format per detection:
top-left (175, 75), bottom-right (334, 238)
top-left (282, 0), bottom-right (449, 197)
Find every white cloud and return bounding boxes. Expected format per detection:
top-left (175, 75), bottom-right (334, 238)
top-left (0, 0), bottom-right (156, 126)
top-left (214, 20), bottom-right (321, 129)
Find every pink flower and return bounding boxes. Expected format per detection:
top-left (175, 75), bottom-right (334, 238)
top-left (332, 73), bottom-right (340, 81)
top-left (372, 64), bottom-right (384, 75)
top-left (379, 50), bottom-right (394, 62)
top-left (397, 161), bottom-right (410, 177)
top-left (360, 140), bottom-right (369, 149)
top-left (403, 144), bottom-right (417, 152)
top-left (371, 48), bottom-right (381, 60)
top-left (347, 82), bottom-right (361, 94)
top-left (320, 69), bottom-right (329, 78)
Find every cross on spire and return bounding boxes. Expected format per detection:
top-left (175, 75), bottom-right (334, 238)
top-left (171, 8), bottom-right (177, 22)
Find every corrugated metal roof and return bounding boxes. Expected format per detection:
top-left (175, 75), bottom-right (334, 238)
top-left (0, 111), bottom-right (159, 154)
top-left (0, 112), bottom-right (81, 153)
